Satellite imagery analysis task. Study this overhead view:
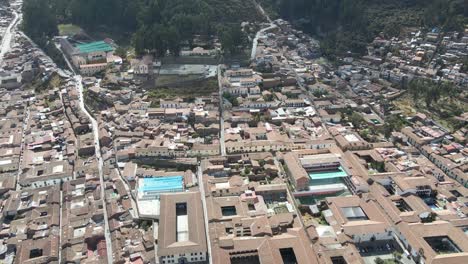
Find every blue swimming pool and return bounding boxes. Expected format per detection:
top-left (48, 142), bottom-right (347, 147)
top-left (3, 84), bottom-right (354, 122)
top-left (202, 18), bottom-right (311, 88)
top-left (308, 166), bottom-right (348, 180)
top-left (139, 176), bottom-right (184, 193)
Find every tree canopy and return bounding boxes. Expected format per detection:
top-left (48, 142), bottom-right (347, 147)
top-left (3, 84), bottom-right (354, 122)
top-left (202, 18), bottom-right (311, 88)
top-left (261, 0), bottom-right (468, 58)
top-left (24, 0), bottom-right (259, 56)
top-left (23, 0), bottom-right (58, 39)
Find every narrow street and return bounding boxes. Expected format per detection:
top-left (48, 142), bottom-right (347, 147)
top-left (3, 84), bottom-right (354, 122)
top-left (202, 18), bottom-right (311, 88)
top-left (251, 23), bottom-right (277, 61)
top-left (58, 190), bottom-right (63, 262)
top-left (75, 75), bottom-right (114, 264)
top-left (56, 42), bottom-right (114, 261)
top-left (197, 165), bottom-right (213, 264)
top-left (253, 0), bottom-right (272, 23)
top-left (0, 11), bottom-right (19, 63)
top-left (15, 108), bottom-right (29, 191)
top-left (114, 168), bottom-right (139, 219)
top-left (217, 64), bottom-right (226, 156)
top-left (250, 0), bottom-right (276, 61)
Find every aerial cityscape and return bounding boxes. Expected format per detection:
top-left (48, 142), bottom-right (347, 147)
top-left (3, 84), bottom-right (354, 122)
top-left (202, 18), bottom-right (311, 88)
top-left (0, 0), bottom-right (467, 263)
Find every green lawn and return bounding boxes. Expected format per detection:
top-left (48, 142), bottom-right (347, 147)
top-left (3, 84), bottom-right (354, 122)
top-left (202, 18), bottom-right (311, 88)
top-left (58, 24), bottom-right (83, 36)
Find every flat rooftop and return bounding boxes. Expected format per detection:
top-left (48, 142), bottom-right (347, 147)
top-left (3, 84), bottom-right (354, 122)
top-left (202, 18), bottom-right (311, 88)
top-left (76, 41), bottom-right (113, 54)
top-left (137, 199), bottom-right (160, 218)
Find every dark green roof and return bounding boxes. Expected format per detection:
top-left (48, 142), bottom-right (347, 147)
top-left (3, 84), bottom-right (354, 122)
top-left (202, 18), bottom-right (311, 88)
top-left (76, 41), bottom-right (113, 54)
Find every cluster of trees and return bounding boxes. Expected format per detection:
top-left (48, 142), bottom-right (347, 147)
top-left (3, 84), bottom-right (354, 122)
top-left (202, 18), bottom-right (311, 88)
top-left (462, 57), bottom-right (468, 73)
top-left (342, 109), bottom-right (408, 140)
top-left (22, 0), bottom-right (65, 67)
top-left (23, 0), bottom-right (257, 57)
top-left (132, 0), bottom-right (215, 55)
top-left (381, 114), bottom-right (408, 138)
top-left (222, 92), bottom-right (239, 107)
top-left (407, 78), bottom-right (460, 108)
top-left (312, 88), bottom-right (329, 98)
top-left (262, 0), bottom-right (467, 58)
top-left (23, 0), bottom-right (58, 39)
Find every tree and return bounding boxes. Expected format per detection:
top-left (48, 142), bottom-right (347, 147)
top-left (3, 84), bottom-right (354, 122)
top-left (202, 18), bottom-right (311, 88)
top-left (393, 251), bottom-right (403, 262)
top-left (165, 26), bottom-right (182, 56)
top-left (23, 0), bottom-right (58, 39)
top-left (382, 114), bottom-right (406, 138)
top-left (219, 25), bottom-right (247, 54)
top-left (114, 46), bottom-right (127, 58)
top-left (461, 57), bottom-right (468, 73)
top-left (273, 0), bottom-right (467, 58)
top-left (42, 0), bottom-right (258, 58)
top-left (263, 94), bottom-right (275, 102)
top-left (312, 89), bottom-right (328, 98)
top-left (223, 92), bottom-right (239, 106)
top-left (374, 258), bottom-right (385, 264)
top-left (350, 112), bottom-right (365, 129)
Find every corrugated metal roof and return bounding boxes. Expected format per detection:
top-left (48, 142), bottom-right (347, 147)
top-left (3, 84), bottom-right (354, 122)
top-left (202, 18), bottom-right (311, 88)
top-left (76, 41), bottom-right (113, 54)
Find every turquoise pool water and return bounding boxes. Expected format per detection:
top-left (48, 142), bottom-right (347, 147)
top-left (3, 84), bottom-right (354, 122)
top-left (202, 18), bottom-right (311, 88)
top-left (308, 166), bottom-right (348, 180)
top-left (139, 176), bottom-right (184, 193)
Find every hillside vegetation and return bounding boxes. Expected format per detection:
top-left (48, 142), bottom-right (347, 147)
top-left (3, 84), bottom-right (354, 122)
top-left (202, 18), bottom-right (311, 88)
top-left (260, 0), bottom-right (468, 58)
top-left (23, 0), bottom-right (261, 56)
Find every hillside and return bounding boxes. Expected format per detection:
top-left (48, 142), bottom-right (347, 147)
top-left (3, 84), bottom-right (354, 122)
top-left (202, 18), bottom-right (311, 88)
top-left (23, 0), bottom-right (262, 56)
top-left (260, 0), bottom-right (468, 58)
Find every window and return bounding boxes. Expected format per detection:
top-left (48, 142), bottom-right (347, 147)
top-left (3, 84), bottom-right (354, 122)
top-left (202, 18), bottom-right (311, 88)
top-left (393, 199), bottom-right (413, 212)
top-left (331, 256), bottom-right (347, 264)
top-left (341, 206), bottom-right (368, 221)
top-left (29, 249), bottom-right (43, 258)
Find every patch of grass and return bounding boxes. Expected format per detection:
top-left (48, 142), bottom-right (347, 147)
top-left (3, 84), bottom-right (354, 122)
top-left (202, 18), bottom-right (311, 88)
top-left (34, 72), bottom-right (63, 93)
top-left (393, 93), bottom-right (467, 132)
top-left (58, 24), bottom-right (82, 36)
top-left (156, 74), bottom-right (203, 87)
top-left (148, 77), bottom-right (218, 106)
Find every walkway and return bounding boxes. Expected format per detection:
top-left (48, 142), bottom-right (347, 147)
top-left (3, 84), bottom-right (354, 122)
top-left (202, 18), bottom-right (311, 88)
top-left (0, 11), bottom-right (19, 63)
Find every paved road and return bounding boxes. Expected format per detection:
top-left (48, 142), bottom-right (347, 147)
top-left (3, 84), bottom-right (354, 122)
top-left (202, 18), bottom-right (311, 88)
top-left (250, 0), bottom-right (276, 61)
top-left (75, 75), bottom-right (114, 263)
top-left (197, 165), bottom-right (213, 264)
top-left (250, 23), bottom-right (277, 61)
top-left (253, 0), bottom-right (272, 23)
top-left (114, 168), bottom-right (139, 218)
top-left (55, 38), bottom-right (76, 74)
top-left (217, 65), bottom-right (226, 156)
top-left (15, 108), bottom-right (29, 190)
top-left (58, 190), bottom-right (63, 262)
top-left (0, 11), bottom-right (19, 63)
